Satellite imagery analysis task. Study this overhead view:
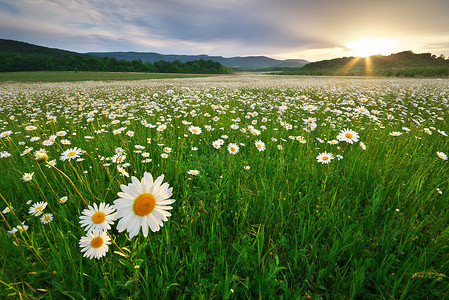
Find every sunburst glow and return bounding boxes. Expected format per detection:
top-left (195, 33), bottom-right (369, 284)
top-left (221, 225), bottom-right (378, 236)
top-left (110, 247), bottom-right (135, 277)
top-left (345, 38), bottom-right (397, 57)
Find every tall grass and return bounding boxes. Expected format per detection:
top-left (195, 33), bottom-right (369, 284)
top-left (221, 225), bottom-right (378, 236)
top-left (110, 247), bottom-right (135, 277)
top-left (0, 76), bottom-right (448, 299)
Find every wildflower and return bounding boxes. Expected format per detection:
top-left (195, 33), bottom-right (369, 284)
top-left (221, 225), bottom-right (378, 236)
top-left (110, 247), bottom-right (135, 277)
top-left (244, 165), bottom-right (251, 170)
top-left (337, 129), bottom-right (359, 144)
top-left (115, 147), bottom-right (125, 154)
top-left (424, 128), bottom-right (432, 135)
top-left (250, 129), bottom-right (261, 136)
top-left (22, 172), bottom-right (34, 182)
top-left (79, 230), bottom-right (111, 259)
top-left (389, 131), bottom-right (402, 136)
top-left (45, 159), bottom-right (57, 168)
top-left (188, 126), bottom-right (202, 135)
top-left (25, 125), bottom-right (37, 131)
top-left (8, 228), bottom-right (18, 235)
top-left (2, 206), bottom-right (13, 214)
top-left (26, 200), bottom-right (32, 205)
top-left (360, 142), bottom-right (367, 150)
top-left (157, 124), bottom-right (167, 132)
top-left (0, 131), bottom-right (12, 138)
top-left (1, 151), bottom-right (11, 158)
top-left (187, 170), bottom-right (200, 176)
top-left (227, 143), bottom-right (239, 154)
top-left (113, 172), bottom-right (175, 238)
top-left (15, 222), bottom-right (29, 232)
top-left (117, 166), bottom-right (130, 177)
top-left (34, 149), bottom-right (48, 163)
top-left (79, 202), bottom-right (117, 233)
top-left (356, 106), bottom-right (370, 115)
top-left (112, 154), bottom-right (126, 164)
top-left (41, 213), bottom-right (53, 224)
top-left (20, 147), bottom-right (33, 156)
top-left (303, 117), bottom-right (316, 124)
top-left (29, 201), bottom-right (47, 216)
top-left (437, 152), bottom-right (448, 160)
top-left (255, 140), bottom-right (266, 152)
top-left (303, 104), bottom-right (318, 112)
top-left (437, 129), bottom-right (448, 136)
top-left (60, 147), bottom-right (83, 161)
top-left (316, 152), bottom-right (334, 164)
top-left (161, 153), bottom-right (168, 158)
top-left (42, 140), bottom-right (54, 146)
top-left (402, 127), bottom-right (411, 132)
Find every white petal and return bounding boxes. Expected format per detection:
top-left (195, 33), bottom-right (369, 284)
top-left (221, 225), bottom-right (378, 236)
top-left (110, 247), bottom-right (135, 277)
top-left (141, 216), bottom-right (149, 237)
top-left (148, 214), bottom-right (160, 232)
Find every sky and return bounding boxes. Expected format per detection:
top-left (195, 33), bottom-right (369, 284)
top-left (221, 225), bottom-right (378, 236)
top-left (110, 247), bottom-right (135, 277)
top-left (1, 0), bottom-right (449, 62)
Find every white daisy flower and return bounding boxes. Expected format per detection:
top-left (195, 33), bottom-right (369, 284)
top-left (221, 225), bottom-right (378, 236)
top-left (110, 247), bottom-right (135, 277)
top-left (79, 202), bottom-right (117, 233)
top-left (337, 129), bottom-right (359, 144)
top-left (437, 152), bottom-right (448, 160)
top-left (187, 170), bottom-right (200, 176)
top-left (113, 172), bottom-right (175, 238)
top-left (316, 152), bottom-right (334, 164)
top-left (40, 213), bottom-right (53, 224)
top-left (227, 143), bottom-right (239, 154)
top-left (79, 230), bottom-right (111, 260)
top-left (29, 201), bottom-right (47, 216)
top-left (255, 140), bottom-right (266, 152)
top-left (60, 147), bottom-right (84, 161)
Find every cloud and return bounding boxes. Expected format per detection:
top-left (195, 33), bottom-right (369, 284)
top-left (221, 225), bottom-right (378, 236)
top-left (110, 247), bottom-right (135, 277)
top-left (1, 0), bottom-right (449, 60)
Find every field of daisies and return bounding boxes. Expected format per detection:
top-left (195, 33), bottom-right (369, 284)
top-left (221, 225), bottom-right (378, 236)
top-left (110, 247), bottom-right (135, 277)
top-left (0, 74), bottom-right (448, 299)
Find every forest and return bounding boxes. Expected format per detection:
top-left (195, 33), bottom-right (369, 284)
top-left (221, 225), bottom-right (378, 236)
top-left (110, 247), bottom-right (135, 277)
top-left (280, 51), bottom-right (449, 77)
top-left (0, 53), bottom-right (233, 74)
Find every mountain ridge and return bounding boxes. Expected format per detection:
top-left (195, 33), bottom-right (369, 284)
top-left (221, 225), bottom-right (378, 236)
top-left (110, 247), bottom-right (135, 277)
top-left (86, 51), bottom-right (308, 69)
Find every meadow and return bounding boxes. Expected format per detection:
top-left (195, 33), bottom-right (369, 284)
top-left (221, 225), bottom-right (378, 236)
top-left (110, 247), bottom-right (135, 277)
top-left (0, 74), bottom-right (448, 299)
top-left (0, 71), bottom-right (210, 83)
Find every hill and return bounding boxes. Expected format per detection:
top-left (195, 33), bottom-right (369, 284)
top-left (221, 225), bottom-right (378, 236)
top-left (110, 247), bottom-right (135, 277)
top-left (280, 51), bottom-right (449, 77)
top-left (0, 39), bottom-right (84, 57)
top-left (87, 52), bottom-right (308, 70)
top-left (0, 39), bottom-right (232, 74)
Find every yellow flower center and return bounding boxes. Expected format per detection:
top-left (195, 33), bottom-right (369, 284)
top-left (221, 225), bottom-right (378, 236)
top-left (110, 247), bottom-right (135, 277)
top-left (44, 216), bottom-right (50, 221)
top-left (36, 206), bottom-right (43, 211)
top-left (67, 151), bottom-right (76, 157)
top-left (193, 129), bottom-right (197, 132)
top-left (117, 157), bottom-right (122, 162)
top-left (92, 212), bottom-right (106, 223)
top-left (322, 156), bottom-right (329, 161)
top-left (230, 147), bottom-right (236, 152)
top-left (91, 237), bottom-right (104, 248)
top-left (257, 144), bottom-right (262, 148)
top-left (345, 133), bottom-right (353, 139)
top-left (133, 193), bottom-right (156, 216)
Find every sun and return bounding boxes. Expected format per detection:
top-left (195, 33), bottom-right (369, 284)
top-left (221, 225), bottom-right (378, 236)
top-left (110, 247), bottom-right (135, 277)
top-left (345, 38), bottom-right (397, 57)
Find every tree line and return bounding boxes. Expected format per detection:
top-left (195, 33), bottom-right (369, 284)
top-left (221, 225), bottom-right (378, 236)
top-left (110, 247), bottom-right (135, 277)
top-left (0, 53), bottom-right (233, 74)
top-left (280, 51), bottom-right (449, 77)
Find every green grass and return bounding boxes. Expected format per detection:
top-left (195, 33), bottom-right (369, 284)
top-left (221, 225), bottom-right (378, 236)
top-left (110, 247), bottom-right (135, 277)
top-left (0, 71), bottom-right (213, 82)
top-left (0, 76), bottom-right (448, 299)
